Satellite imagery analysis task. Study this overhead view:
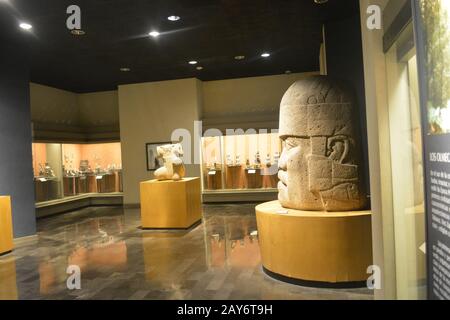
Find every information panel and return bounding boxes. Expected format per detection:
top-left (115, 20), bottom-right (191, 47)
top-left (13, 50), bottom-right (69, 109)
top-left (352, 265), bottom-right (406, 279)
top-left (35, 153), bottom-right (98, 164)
top-left (414, 0), bottom-right (450, 300)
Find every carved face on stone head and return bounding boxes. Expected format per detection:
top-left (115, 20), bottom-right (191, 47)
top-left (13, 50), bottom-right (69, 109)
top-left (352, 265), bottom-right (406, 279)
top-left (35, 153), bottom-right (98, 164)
top-left (278, 76), bottom-right (367, 212)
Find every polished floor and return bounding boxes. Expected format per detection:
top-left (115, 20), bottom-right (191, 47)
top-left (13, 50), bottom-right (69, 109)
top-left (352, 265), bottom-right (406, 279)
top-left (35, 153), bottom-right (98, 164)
top-left (0, 204), bottom-right (373, 300)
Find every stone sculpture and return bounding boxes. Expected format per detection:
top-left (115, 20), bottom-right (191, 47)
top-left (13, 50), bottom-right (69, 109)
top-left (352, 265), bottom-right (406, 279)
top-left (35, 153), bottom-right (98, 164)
top-left (154, 143), bottom-right (186, 181)
top-left (277, 76), bottom-right (367, 211)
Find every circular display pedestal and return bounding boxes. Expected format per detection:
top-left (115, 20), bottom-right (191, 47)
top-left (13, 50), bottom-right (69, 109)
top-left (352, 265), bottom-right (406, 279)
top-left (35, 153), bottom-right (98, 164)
top-left (256, 201), bottom-right (372, 288)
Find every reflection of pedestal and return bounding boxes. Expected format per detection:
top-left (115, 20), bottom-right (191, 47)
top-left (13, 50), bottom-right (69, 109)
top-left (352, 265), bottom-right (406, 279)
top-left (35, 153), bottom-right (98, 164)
top-left (140, 178), bottom-right (202, 229)
top-left (256, 201), bottom-right (372, 287)
top-left (0, 256), bottom-right (18, 299)
top-left (245, 168), bottom-right (262, 189)
top-left (206, 169), bottom-right (222, 190)
top-left (226, 166), bottom-right (244, 189)
top-left (0, 196), bottom-right (13, 255)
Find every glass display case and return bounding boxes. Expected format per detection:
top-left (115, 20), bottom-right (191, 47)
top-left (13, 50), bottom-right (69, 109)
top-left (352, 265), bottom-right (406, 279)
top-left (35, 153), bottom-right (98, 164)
top-left (200, 132), bottom-right (281, 193)
top-left (32, 142), bottom-right (123, 204)
top-left (32, 143), bottom-right (63, 202)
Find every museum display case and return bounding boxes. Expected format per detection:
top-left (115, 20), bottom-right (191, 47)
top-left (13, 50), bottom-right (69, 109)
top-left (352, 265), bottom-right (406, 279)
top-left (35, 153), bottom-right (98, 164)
top-left (200, 132), bottom-right (281, 193)
top-left (32, 143), bottom-right (63, 202)
top-left (32, 142), bottom-right (123, 204)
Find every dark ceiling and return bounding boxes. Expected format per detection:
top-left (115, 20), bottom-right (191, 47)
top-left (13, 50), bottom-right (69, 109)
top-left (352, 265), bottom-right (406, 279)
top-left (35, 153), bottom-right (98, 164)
top-left (0, 0), bottom-right (360, 93)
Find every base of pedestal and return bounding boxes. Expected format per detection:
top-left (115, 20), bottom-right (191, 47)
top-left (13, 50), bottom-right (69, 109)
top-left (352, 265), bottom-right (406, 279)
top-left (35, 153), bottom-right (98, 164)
top-left (0, 250), bottom-right (12, 257)
top-left (141, 219), bottom-right (202, 231)
top-left (262, 267), bottom-right (367, 289)
top-left (140, 178), bottom-right (202, 229)
top-left (256, 201), bottom-right (372, 287)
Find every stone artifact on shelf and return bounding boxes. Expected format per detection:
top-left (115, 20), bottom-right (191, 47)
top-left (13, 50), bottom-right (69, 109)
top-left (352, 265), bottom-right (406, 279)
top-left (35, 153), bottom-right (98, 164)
top-left (154, 143), bottom-right (186, 181)
top-left (235, 154), bottom-right (241, 166)
top-left (278, 76), bottom-right (367, 212)
top-left (254, 151), bottom-right (261, 169)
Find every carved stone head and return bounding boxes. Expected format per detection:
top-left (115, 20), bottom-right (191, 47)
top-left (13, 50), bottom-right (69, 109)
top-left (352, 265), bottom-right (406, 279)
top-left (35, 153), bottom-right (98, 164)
top-left (278, 76), bottom-right (367, 212)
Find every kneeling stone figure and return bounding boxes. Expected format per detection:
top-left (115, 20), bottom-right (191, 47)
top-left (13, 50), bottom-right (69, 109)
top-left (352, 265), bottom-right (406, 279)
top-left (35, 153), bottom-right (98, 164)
top-left (154, 143), bottom-right (186, 181)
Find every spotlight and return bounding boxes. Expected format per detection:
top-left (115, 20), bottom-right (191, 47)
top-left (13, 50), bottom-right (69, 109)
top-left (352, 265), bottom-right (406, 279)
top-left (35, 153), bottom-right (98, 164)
top-left (19, 22), bottom-right (32, 30)
top-left (71, 29), bottom-right (86, 36)
top-left (149, 31), bottom-right (160, 38)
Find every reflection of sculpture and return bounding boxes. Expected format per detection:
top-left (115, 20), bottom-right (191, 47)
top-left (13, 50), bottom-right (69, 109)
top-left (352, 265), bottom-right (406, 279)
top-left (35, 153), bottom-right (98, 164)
top-left (154, 144), bottom-right (186, 181)
top-left (278, 76), bottom-right (367, 211)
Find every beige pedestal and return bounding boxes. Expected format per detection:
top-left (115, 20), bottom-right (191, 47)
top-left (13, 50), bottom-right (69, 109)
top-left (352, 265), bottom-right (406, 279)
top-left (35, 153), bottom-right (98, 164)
top-left (256, 200), bottom-right (372, 287)
top-left (0, 196), bottom-right (13, 255)
top-left (140, 178), bottom-right (202, 229)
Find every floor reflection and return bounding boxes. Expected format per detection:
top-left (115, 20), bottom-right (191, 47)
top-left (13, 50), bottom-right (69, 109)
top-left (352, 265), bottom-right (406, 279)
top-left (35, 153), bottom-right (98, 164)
top-left (0, 205), bottom-right (373, 300)
top-left (205, 215), bottom-right (260, 268)
top-left (0, 256), bottom-right (18, 300)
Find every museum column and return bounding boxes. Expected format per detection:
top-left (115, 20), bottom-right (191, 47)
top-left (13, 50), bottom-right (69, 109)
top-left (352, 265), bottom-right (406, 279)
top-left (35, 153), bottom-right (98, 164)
top-left (0, 39), bottom-right (37, 238)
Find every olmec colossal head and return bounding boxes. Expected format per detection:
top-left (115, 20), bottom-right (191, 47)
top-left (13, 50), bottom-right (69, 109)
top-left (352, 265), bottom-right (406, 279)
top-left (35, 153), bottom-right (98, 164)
top-left (278, 76), bottom-right (367, 212)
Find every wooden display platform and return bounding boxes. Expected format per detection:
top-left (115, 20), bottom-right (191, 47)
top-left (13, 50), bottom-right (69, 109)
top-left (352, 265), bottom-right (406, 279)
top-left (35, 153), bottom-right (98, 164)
top-left (0, 196), bottom-right (14, 255)
top-left (256, 200), bottom-right (372, 287)
top-left (140, 178), bottom-right (202, 229)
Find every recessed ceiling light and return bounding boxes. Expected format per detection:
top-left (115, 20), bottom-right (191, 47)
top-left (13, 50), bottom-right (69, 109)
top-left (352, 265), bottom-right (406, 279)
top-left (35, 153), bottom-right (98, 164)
top-left (314, 0), bottom-right (329, 4)
top-left (261, 53), bottom-right (271, 58)
top-left (19, 22), bottom-right (32, 30)
top-left (149, 31), bottom-right (160, 38)
top-left (168, 15), bottom-right (180, 21)
top-left (196, 66), bottom-right (203, 70)
top-left (234, 55), bottom-right (246, 60)
top-left (188, 60), bottom-right (198, 65)
top-left (120, 67), bottom-right (131, 72)
top-left (71, 29), bottom-right (85, 36)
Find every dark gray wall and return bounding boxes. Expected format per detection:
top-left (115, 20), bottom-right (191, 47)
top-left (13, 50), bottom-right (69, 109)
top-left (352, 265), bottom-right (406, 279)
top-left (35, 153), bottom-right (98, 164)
top-left (325, 12), bottom-right (371, 199)
top-left (0, 40), bottom-right (37, 238)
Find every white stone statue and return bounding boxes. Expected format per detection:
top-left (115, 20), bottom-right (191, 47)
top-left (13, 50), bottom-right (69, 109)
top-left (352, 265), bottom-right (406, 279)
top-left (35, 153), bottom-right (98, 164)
top-left (154, 143), bottom-right (186, 181)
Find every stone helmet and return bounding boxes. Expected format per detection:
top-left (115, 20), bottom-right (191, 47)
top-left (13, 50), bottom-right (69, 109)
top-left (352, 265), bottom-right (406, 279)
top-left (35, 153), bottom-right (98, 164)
top-left (278, 76), bottom-right (367, 212)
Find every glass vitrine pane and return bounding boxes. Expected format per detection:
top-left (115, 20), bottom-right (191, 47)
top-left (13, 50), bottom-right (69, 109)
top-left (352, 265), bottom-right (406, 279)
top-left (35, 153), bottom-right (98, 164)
top-left (385, 24), bottom-right (426, 299)
top-left (32, 143), bottom-right (63, 202)
top-left (201, 132), bottom-right (281, 192)
top-left (32, 142), bottom-right (123, 204)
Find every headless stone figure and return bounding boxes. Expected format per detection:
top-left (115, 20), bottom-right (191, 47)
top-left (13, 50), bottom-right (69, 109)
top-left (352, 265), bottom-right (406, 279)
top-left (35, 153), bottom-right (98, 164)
top-left (154, 143), bottom-right (186, 181)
